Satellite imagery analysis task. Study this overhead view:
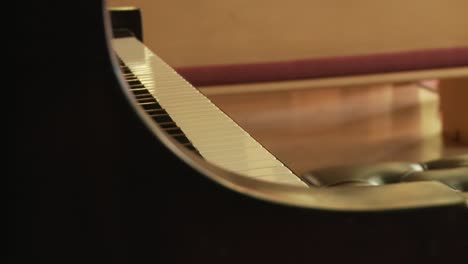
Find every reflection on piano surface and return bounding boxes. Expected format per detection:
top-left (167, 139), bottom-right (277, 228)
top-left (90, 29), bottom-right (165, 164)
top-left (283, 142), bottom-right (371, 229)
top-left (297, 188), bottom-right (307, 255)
top-left (207, 84), bottom-right (468, 175)
top-left (13, 1), bottom-right (468, 263)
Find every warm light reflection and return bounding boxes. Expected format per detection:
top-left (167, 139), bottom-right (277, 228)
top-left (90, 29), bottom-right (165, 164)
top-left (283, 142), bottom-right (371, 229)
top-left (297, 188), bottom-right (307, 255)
top-left (208, 83), bottom-right (468, 175)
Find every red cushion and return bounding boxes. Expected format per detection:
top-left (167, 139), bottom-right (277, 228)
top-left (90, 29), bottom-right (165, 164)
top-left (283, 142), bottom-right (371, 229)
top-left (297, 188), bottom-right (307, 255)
top-left (175, 46), bottom-right (468, 86)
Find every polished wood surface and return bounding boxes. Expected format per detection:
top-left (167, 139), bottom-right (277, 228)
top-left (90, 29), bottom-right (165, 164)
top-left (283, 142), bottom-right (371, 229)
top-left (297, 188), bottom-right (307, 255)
top-left (205, 83), bottom-right (468, 176)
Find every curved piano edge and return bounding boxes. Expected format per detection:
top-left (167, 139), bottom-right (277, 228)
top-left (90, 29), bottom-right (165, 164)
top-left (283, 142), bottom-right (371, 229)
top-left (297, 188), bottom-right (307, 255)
top-left (108, 62), bottom-right (467, 213)
top-left (183, 147), bottom-right (467, 212)
top-left (159, 129), bottom-right (468, 211)
top-left (102, 3), bottom-right (466, 212)
top-left (111, 62), bottom-right (467, 212)
top-left (114, 67), bottom-right (467, 211)
top-left (133, 113), bottom-right (468, 211)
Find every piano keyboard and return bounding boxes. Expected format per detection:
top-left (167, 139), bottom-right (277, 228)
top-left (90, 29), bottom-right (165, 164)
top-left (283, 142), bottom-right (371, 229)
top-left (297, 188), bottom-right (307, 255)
top-left (113, 37), bottom-right (307, 187)
top-left (118, 59), bottom-right (201, 154)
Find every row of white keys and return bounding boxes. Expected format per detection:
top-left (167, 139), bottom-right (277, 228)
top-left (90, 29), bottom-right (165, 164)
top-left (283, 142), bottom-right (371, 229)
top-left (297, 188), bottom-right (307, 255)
top-left (113, 37), bottom-right (307, 187)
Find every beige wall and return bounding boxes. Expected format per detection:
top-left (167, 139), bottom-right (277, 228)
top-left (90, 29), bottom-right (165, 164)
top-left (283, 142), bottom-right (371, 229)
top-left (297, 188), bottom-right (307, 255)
top-left (108, 0), bottom-right (468, 68)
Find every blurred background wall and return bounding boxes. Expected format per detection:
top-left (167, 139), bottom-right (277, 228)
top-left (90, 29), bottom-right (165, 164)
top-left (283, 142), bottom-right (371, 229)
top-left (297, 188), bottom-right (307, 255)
top-left (107, 0), bottom-right (468, 68)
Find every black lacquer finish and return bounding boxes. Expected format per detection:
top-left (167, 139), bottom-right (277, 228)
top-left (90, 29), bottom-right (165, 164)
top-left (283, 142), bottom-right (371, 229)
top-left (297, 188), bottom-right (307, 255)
top-left (11, 1), bottom-right (467, 264)
top-left (110, 7), bottom-right (143, 41)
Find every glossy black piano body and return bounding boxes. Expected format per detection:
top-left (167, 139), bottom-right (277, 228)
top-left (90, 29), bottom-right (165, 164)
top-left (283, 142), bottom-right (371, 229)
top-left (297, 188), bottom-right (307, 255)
top-left (12, 1), bottom-right (467, 263)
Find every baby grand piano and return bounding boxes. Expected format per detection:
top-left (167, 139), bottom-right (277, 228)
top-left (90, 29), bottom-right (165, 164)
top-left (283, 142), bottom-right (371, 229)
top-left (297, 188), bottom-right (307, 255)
top-left (13, 1), bottom-right (467, 263)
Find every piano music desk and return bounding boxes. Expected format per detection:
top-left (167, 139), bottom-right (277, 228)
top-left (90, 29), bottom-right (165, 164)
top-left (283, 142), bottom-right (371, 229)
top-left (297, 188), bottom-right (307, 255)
top-left (205, 82), bottom-right (468, 175)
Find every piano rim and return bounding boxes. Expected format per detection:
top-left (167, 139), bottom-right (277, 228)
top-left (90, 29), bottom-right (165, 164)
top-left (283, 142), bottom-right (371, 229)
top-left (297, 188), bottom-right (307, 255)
top-left (102, 5), bottom-right (467, 212)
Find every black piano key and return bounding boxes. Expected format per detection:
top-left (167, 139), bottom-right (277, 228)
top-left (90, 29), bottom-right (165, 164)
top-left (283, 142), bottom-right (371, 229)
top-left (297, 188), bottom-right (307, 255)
top-left (164, 127), bottom-right (184, 136)
top-left (173, 134), bottom-right (191, 145)
top-left (151, 113), bottom-right (173, 123)
top-left (127, 80), bottom-right (142, 86)
top-left (185, 144), bottom-right (198, 152)
top-left (137, 97), bottom-right (158, 104)
top-left (142, 102), bottom-right (162, 111)
top-left (158, 122), bottom-right (178, 129)
top-left (120, 67), bottom-right (132, 74)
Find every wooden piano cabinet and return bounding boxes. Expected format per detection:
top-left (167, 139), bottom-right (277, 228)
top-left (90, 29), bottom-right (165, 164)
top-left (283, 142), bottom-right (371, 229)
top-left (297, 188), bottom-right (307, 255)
top-left (439, 78), bottom-right (468, 145)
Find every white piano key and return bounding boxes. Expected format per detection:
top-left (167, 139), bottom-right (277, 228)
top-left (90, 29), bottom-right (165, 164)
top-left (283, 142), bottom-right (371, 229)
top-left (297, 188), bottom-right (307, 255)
top-left (255, 174), bottom-right (307, 186)
top-left (236, 166), bottom-right (292, 177)
top-left (217, 159), bottom-right (288, 172)
top-left (204, 151), bottom-right (277, 164)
